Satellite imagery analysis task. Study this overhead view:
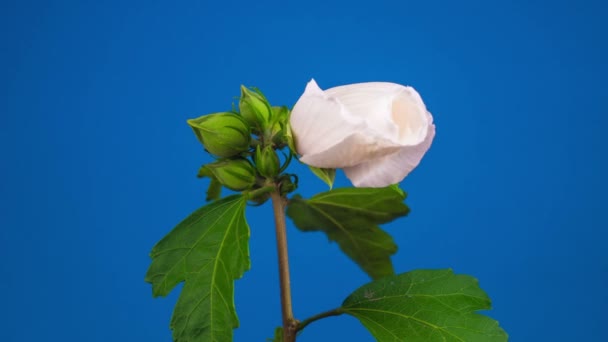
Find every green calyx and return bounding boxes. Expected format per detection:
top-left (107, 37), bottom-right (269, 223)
top-left (187, 113), bottom-right (251, 158)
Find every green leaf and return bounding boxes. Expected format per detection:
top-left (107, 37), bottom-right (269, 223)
top-left (205, 178), bottom-right (222, 201)
top-left (197, 165), bottom-right (222, 201)
top-left (341, 269), bottom-right (508, 342)
top-left (268, 327), bottom-right (283, 342)
top-left (308, 166), bottom-right (336, 189)
top-left (286, 187), bottom-right (409, 279)
top-left (145, 195), bottom-right (250, 342)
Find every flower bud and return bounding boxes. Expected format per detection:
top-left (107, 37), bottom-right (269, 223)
top-left (187, 113), bottom-right (251, 158)
top-left (269, 106), bottom-right (295, 151)
top-left (254, 145), bottom-right (280, 178)
top-left (278, 174), bottom-right (298, 196)
top-left (206, 159), bottom-right (256, 191)
top-left (272, 106), bottom-right (289, 125)
top-left (246, 186), bottom-right (273, 206)
top-left (239, 86), bottom-right (272, 130)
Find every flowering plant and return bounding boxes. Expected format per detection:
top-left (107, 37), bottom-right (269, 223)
top-left (145, 81), bottom-right (507, 342)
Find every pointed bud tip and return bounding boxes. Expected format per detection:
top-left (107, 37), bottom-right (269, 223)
top-left (239, 86), bottom-right (272, 128)
top-left (207, 159), bottom-right (257, 191)
top-left (188, 113), bottom-right (251, 157)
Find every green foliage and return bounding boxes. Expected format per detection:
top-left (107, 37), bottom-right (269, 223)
top-left (197, 165), bottom-right (222, 201)
top-left (340, 269), bottom-right (508, 342)
top-left (269, 327), bottom-right (284, 342)
top-left (145, 195), bottom-right (250, 342)
top-left (286, 187), bottom-right (409, 279)
top-left (307, 166), bottom-right (336, 189)
top-left (205, 178), bottom-right (223, 201)
top-left (148, 84), bottom-right (509, 342)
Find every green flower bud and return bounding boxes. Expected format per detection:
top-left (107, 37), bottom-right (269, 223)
top-left (254, 145), bottom-right (280, 178)
top-left (239, 86), bottom-right (272, 130)
top-left (270, 106), bottom-right (287, 137)
top-left (278, 174), bottom-right (298, 196)
top-left (187, 113), bottom-right (251, 158)
top-left (267, 106), bottom-right (295, 151)
top-left (245, 186), bottom-right (274, 206)
top-left (206, 159), bottom-right (257, 191)
top-left (248, 191), bottom-right (271, 206)
top-left (272, 106), bottom-right (290, 124)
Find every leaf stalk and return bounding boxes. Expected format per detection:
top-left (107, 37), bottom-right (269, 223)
top-left (296, 308), bottom-right (343, 332)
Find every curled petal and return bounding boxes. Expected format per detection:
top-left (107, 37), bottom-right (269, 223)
top-left (326, 83), bottom-right (429, 146)
top-left (290, 79), bottom-right (362, 156)
top-left (343, 114), bottom-right (435, 187)
top-left (291, 79), bottom-right (435, 186)
top-left (291, 79), bottom-right (400, 168)
top-left (300, 132), bottom-right (402, 168)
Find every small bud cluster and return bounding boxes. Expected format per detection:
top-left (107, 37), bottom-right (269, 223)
top-left (187, 86), bottom-right (296, 203)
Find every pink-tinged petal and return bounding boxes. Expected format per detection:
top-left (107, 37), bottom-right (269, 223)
top-left (343, 114), bottom-right (435, 187)
top-left (300, 132), bottom-right (403, 168)
top-left (290, 79), bottom-right (363, 156)
top-left (291, 79), bottom-right (401, 167)
top-left (326, 83), bottom-right (429, 146)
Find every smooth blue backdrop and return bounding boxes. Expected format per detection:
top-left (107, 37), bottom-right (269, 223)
top-left (2, 0), bottom-right (607, 341)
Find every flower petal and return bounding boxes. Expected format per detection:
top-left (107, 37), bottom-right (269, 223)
top-left (290, 79), bottom-right (363, 156)
top-left (300, 132), bottom-right (403, 168)
top-left (291, 79), bottom-right (401, 168)
top-left (343, 113), bottom-right (435, 187)
top-left (326, 83), bottom-right (429, 146)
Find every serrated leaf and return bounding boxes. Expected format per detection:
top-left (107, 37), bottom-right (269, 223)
top-left (145, 195), bottom-right (250, 342)
top-left (308, 166), bottom-right (336, 189)
top-left (286, 187), bottom-right (409, 279)
top-left (341, 269), bottom-right (508, 342)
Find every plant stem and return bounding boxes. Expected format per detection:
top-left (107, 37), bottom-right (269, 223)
top-left (296, 308), bottom-right (343, 332)
top-left (271, 190), bottom-right (297, 342)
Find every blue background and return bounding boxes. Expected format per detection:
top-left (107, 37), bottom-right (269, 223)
top-left (2, 0), bottom-right (607, 340)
